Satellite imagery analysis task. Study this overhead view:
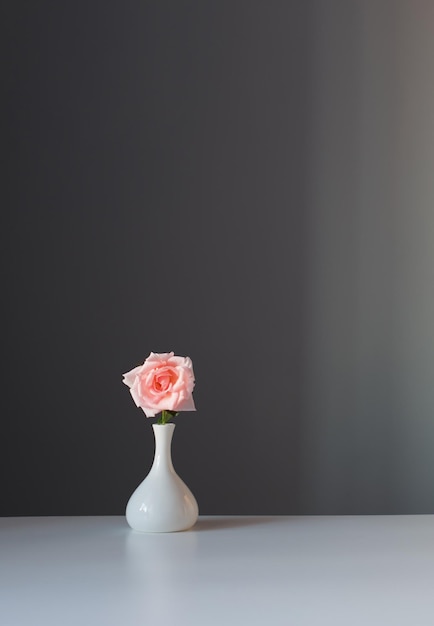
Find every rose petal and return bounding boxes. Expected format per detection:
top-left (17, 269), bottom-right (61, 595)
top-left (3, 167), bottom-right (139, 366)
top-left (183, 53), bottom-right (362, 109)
top-left (141, 405), bottom-right (156, 418)
top-left (147, 352), bottom-right (174, 363)
top-left (122, 365), bottom-right (143, 387)
top-left (129, 385), bottom-right (142, 408)
top-left (173, 393), bottom-right (196, 412)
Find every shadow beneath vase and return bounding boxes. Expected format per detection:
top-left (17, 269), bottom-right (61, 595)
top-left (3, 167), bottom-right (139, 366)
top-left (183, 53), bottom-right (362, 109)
top-left (193, 516), bottom-right (282, 532)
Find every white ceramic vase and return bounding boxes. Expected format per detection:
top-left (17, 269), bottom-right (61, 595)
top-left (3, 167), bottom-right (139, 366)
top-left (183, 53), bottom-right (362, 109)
top-left (126, 423), bottom-right (198, 533)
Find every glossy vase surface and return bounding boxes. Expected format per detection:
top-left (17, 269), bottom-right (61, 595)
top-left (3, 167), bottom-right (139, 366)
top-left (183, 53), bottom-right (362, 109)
top-left (126, 423), bottom-right (198, 532)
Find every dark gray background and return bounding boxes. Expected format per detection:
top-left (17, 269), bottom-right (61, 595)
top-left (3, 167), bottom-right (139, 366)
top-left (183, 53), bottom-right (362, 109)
top-left (2, 1), bottom-right (434, 516)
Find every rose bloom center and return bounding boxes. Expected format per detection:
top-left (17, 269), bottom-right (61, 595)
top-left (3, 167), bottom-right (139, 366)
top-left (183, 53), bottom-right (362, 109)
top-left (153, 369), bottom-right (177, 393)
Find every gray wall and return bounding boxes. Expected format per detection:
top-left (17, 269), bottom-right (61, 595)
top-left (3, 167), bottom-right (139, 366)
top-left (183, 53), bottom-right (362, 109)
top-left (2, 1), bottom-right (434, 516)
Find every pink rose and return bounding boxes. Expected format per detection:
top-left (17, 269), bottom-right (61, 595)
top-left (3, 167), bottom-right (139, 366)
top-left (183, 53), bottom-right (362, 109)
top-left (122, 352), bottom-right (196, 418)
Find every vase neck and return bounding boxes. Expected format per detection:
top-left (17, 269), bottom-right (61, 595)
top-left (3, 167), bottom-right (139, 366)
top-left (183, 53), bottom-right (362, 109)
top-left (152, 423), bottom-right (175, 472)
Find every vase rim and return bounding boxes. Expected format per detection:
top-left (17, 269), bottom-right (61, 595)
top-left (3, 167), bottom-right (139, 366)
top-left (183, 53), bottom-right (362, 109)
top-left (152, 422), bottom-right (176, 428)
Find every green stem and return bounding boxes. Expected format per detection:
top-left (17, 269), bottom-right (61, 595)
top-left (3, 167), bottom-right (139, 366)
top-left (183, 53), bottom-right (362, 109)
top-left (157, 410), bottom-right (178, 425)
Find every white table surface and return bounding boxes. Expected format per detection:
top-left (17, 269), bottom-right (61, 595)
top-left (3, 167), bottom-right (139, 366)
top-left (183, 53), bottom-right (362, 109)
top-left (1, 515), bottom-right (434, 626)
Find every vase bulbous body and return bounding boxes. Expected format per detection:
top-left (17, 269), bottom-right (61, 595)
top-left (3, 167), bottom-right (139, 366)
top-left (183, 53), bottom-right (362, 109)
top-left (126, 423), bottom-right (198, 533)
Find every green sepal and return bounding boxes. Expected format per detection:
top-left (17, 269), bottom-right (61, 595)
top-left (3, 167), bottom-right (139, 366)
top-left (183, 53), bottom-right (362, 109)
top-left (157, 410), bottom-right (179, 425)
